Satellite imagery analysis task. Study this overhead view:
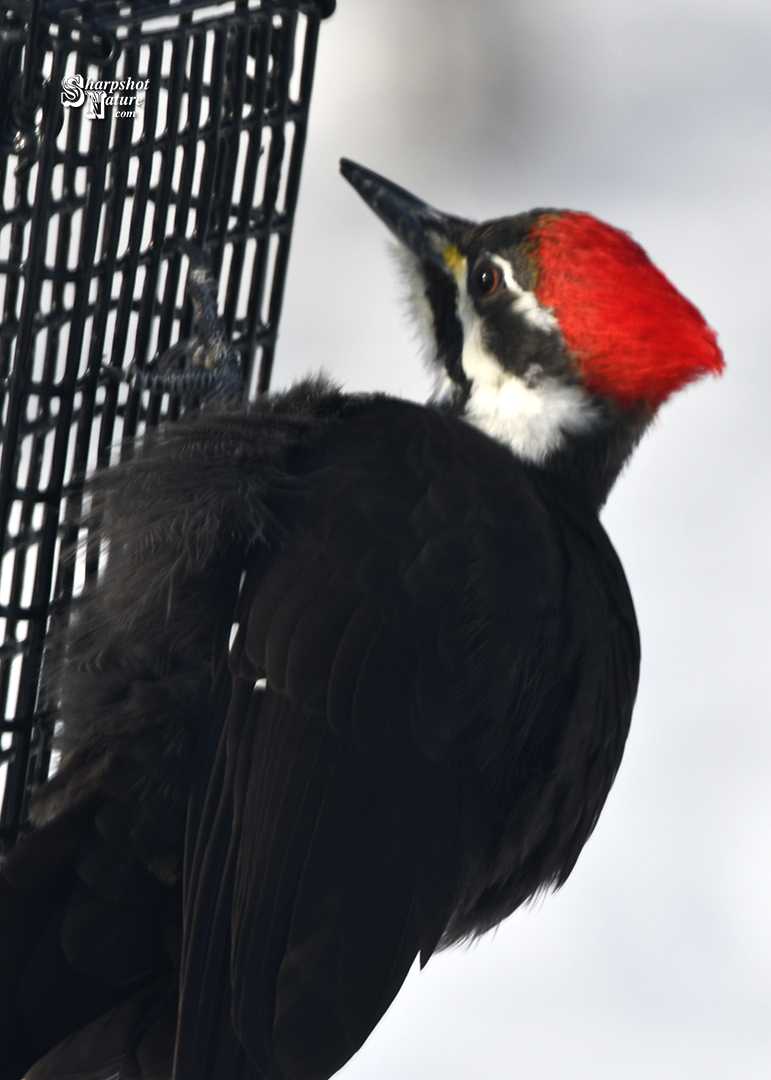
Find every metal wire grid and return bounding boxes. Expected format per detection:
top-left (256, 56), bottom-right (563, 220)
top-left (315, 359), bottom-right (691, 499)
top-left (0, 0), bottom-right (335, 848)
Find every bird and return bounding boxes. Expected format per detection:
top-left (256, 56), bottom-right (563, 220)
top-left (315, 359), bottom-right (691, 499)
top-left (0, 159), bottom-right (724, 1080)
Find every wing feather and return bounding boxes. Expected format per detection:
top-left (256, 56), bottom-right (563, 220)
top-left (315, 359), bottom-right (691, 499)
top-left (173, 398), bottom-right (639, 1080)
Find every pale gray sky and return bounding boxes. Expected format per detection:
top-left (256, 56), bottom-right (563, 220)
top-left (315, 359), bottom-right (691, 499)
top-left (275, 2), bottom-right (771, 1077)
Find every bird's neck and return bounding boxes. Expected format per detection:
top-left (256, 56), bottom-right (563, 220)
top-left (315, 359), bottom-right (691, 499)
top-left (442, 371), bottom-right (651, 510)
top-left (539, 406), bottom-right (651, 509)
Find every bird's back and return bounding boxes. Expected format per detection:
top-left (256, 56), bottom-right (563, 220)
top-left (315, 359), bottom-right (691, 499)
top-left (0, 387), bottom-right (639, 1080)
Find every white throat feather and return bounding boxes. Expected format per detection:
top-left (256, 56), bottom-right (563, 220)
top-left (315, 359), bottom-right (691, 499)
top-left (457, 267), bottom-right (598, 464)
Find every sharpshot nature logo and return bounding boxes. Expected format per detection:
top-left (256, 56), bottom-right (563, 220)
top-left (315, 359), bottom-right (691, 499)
top-left (61, 74), bottom-right (148, 120)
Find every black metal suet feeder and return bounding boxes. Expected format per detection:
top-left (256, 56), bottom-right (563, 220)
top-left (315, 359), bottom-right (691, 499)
top-left (0, 0), bottom-right (336, 849)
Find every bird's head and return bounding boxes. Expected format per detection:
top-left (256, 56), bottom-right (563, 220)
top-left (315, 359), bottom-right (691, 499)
top-left (340, 159), bottom-right (724, 506)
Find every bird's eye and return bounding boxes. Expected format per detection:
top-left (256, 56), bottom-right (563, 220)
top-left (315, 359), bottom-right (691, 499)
top-left (473, 262), bottom-right (501, 297)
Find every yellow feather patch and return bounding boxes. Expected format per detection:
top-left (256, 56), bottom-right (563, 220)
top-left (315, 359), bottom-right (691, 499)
top-left (442, 244), bottom-right (466, 282)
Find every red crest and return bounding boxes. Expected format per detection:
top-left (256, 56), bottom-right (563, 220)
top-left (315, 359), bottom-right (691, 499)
top-left (531, 212), bottom-right (724, 409)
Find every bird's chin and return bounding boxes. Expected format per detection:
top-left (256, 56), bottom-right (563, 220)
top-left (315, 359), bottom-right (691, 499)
top-left (389, 242), bottom-right (441, 368)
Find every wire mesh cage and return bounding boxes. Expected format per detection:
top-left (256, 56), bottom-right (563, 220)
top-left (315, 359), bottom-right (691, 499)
top-left (0, 0), bottom-right (335, 850)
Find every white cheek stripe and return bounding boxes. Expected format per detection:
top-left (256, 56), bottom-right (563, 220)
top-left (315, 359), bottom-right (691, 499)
top-left (511, 291), bottom-right (559, 333)
top-left (458, 278), bottom-right (597, 464)
top-left (391, 244), bottom-right (593, 464)
top-left (488, 254), bottom-right (559, 334)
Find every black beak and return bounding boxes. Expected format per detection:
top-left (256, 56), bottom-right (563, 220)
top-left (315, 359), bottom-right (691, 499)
top-left (339, 159), bottom-right (472, 271)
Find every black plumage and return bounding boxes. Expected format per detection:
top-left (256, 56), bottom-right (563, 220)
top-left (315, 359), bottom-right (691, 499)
top-left (0, 386), bottom-right (638, 1080)
top-left (0, 159), bottom-right (722, 1080)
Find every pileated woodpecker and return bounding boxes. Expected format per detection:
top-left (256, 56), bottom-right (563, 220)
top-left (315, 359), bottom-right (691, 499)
top-left (0, 161), bottom-right (723, 1080)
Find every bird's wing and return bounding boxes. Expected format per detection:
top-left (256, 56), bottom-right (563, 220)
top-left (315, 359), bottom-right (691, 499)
top-left (173, 399), bottom-right (638, 1080)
